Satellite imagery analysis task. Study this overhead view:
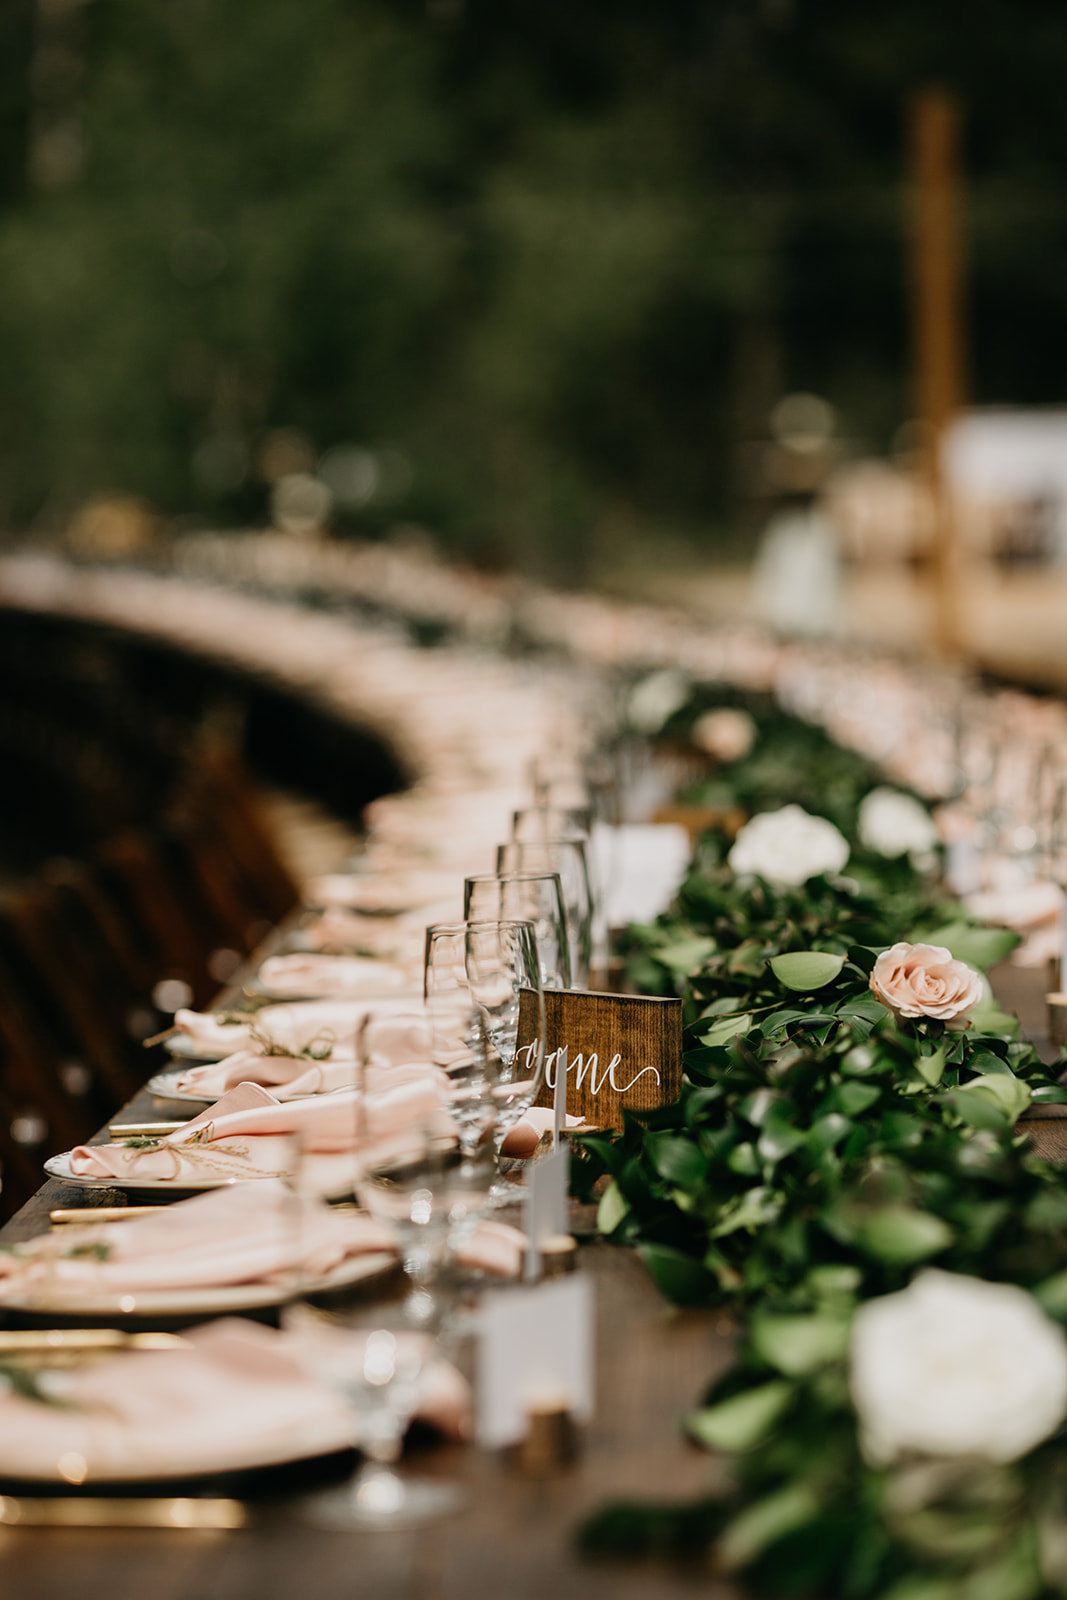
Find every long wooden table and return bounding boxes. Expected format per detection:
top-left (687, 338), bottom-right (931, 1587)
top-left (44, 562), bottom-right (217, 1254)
top-left (0, 963), bottom-right (1064, 1599)
top-left (0, 1159), bottom-right (740, 1600)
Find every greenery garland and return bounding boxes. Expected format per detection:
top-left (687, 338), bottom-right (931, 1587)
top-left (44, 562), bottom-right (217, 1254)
top-left (574, 697), bottom-right (1067, 1598)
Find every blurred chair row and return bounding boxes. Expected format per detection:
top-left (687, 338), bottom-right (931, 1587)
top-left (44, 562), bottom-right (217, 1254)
top-left (0, 748), bottom-right (300, 1219)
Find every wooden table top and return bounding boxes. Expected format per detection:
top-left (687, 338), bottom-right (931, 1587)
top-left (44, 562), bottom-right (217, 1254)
top-left (1, 961), bottom-right (1064, 1598)
top-left (0, 1173), bottom-right (739, 1600)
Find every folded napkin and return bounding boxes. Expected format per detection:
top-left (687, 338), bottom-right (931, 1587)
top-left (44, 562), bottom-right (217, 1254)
top-left (0, 1316), bottom-right (470, 1482)
top-left (0, 1173), bottom-right (528, 1310)
top-left (68, 1076), bottom-right (455, 1190)
top-left (256, 953), bottom-right (420, 1001)
top-left (173, 995), bottom-right (417, 1061)
top-left (301, 907), bottom-right (428, 960)
top-left (308, 872), bottom-right (458, 914)
top-left (453, 1219), bottom-right (527, 1278)
top-left (174, 1049), bottom-right (360, 1101)
top-left (172, 1021), bottom-right (445, 1098)
top-left (0, 1180), bottom-right (395, 1301)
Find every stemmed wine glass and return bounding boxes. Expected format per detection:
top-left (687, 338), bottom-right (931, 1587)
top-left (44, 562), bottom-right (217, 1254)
top-left (355, 1010), bottom-right (495, 1325)
top-left (289, 1293), bottom-right (463, 1531)
top-left (424, 920), bottom-right (546, 1206)
top-left (462, 871), bottom-right (571, 991)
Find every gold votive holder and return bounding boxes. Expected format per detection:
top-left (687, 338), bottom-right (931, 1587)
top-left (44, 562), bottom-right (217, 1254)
top-left (515, 1399), bottom-right (578, 1475)
top-left (1046, 992), bottom-right (1067, 1049)
top-left (539, 1235), bottom-right (578, 1278)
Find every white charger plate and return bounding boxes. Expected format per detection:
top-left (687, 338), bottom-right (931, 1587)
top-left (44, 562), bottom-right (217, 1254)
top-left (146, 1067), bottom-right (216, 1104)
top-left (44, 1149), bottom-right (357, 1202)
top-left (44, 1152), bottom-right (244, 1193)
top-left (0, 1248), bottom-right (397, 1320)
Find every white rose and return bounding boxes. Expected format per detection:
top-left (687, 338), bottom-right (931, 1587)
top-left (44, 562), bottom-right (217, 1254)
top-left (627, 670), bottom-right (691, 734)
top-left (850, 1270), bottom-right (1067, 1465)
top-left (728, 804), bottom-right (850, 888)
top-left (691, 708), bottom-right (757, 764)
top-left (858, 787), bottom-right (939, 865)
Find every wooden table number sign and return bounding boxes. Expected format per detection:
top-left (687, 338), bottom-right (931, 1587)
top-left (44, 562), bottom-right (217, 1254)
top-left (520, 989), bottom-right (683, 1130)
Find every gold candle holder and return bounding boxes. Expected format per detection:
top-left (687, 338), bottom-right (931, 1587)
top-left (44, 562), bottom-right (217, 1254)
top-left (1046, 992), bottom-right (1067, 1049)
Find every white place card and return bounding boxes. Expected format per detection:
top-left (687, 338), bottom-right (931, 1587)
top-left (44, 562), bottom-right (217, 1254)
top-left (476, 1275), bottom-right (595, 1449)
top-left (523, 1142), bottom-right (570, 1282)
top-left (600, 823), bottom-right (691, 925)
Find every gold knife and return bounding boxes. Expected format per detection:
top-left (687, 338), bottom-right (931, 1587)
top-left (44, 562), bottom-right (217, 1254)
top-left (0, 1495), bottom-right (246, 1528)
top-left (0, 1330), bottom-right (186, 1354)
top-left (108, 1123), bottom-right (186, 1138)
top-left (50, 1207), bottom-right (170, 1225)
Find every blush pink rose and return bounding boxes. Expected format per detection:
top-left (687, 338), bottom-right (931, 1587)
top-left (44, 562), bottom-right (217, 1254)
top-left (870, 942), bottom-right (984, 1027)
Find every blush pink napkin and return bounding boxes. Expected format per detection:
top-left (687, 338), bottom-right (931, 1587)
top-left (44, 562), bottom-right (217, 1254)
top-left (0, 1316), bottom-right (470, 1481)
top-left (256, 953), bottom-right (420, 1000)
top-left (0, 1180), bottom-right (394, 1299)
top-left (308, 871), bottom-right (458, 913)
top-left (68, 1076), bottom-right (456, 1187)
top-left (172, 995), bottom-right (418, 1060)
top-left (302, 906), bottom-right (428, 959)
top-left (0, 1175), bottom-right (530, 1305)
top-left (174, 1049), bottom-right (360, 1101)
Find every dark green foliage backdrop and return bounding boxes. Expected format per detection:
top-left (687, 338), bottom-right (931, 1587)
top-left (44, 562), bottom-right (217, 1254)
top-left (2, 0), bottom-right (1067, 575)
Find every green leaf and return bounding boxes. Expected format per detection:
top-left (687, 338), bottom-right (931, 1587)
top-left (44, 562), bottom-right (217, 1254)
top-left (739, 1089), bottom-right (779, 1126)
top-left (948, 1087), bottom-right (1010, 1131)
top-left (916, 1045), bottom-right (946, 1086)
top-left (701, 1014), bottom-right (753, 1048)
top-left (968, 999), bottom-right (1020, 1038)
top-left (757, 1121), bottom-right (807, 1164)
top-left (967, 1049), bottom-right (1011, 1075)
top-left (597, 1179), bottom-right (629, 1235)
top-left (957, 1073), bottom-right (1032, 1122)
top-left (857, 1206), bottom-right (953, 1265)
top-left (710, 1186), bottom-right (784, 1239)
top-left (717, 1482), bottom-right (821, 1570)
top-left (769, 951), bottom-right (846, 991)
top-left (808, 1113), bottom-right (851, 1156)
top-left (1034, 1268), bottom-right (1067, 1320)
top-left (646, 1132), bottom-right (708, 1188)
top-left (727, 1142), bottom-right (760, 1175)
top-left (806, 1264), bottom-right (861, 1298)
top-left (1031, 1085), bottom-right (1067, 1104)
top-left (877, 1578), bottom-right (961, 1600)
top-left (701, 996), bottom-right (751, 1018)
top-left (684, 1381), bottom-right (794, 1453)
top-left (750, 1313), bottom-right (850, 1376)
top-left (639, 1243), bottom-right (717, 1306)
top-left (656, 937), bottom-right (716, 973)
top-left (831, 1081), bottom-right (881, 1117)
top-left (919, 921), bottom-right (1021, 971)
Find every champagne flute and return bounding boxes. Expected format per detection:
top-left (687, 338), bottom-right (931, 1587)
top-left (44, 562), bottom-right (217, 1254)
top-left (355, 1013), bottom-right (494, 1324)
top-left (462, 871), bottom-right (571, 990)
top-left (511, 805), bottom-right (593, 841)
top-left (466, 920), bottom-right (546, 1206)
top-left (510, 808), bottom-right (602, 967)
top-left (425, 920), bottom-right (546, 1206)
top-left (496, 837), bottom-right (593, 988)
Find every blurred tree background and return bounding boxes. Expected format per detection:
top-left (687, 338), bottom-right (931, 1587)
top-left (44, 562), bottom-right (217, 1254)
top-left (1, 0), bottom-right (1067, 580)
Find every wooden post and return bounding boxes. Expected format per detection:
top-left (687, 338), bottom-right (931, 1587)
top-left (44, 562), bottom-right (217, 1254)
top-left (911, 88), bottom-right (967, 658)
